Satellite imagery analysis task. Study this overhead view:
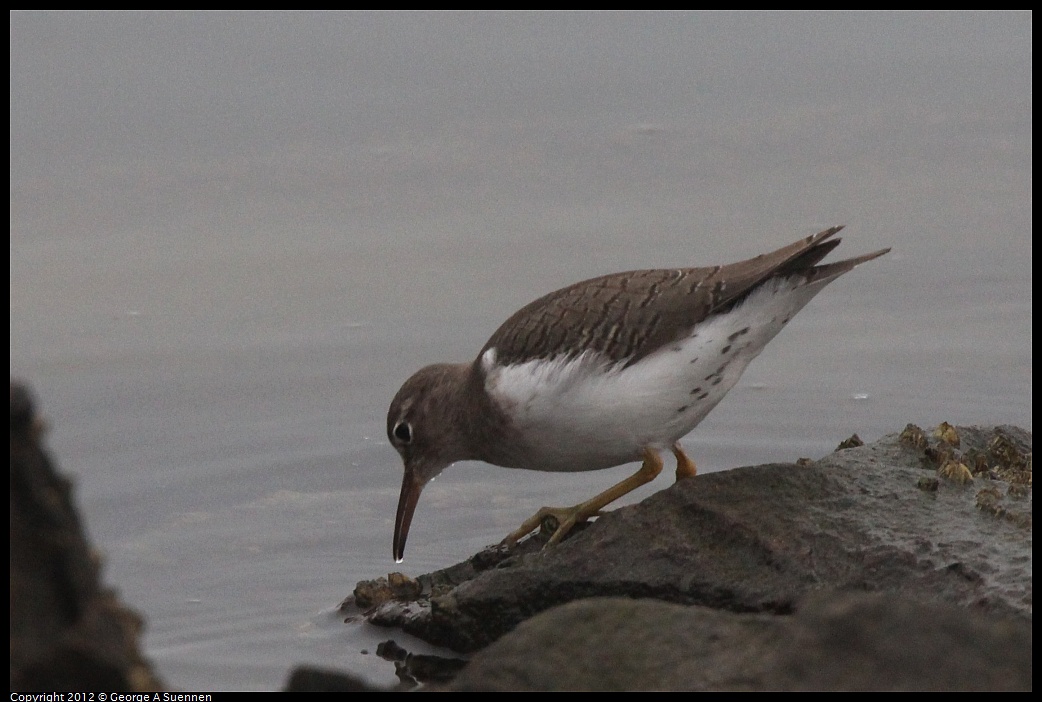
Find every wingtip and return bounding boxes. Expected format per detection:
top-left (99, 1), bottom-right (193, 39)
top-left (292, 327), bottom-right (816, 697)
top-left (817, 225), bottom-right (845, 240)
top-left (828, 245), bottom-right (891, 272)
top-left (866, 246), bottom-right (892, 260)
top-left (816, 228), bottom-right (891, 264)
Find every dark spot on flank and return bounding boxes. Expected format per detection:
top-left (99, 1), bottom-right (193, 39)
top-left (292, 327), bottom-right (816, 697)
top-left (712, 377), bottom-right (722, 386)
top-left (697, 391), bottom-right (710, 400)
top-left (676, 405), bottom-right (688, 414)
top-left (720, 345), bottom-right (732, 355)
top-left (689, 357), bottom-right (700, 364)
top-left (728, 327), bottom-right (750, 342)
top-left (782, 316), bottom-right (791, 324)
top-left (672, 345), bottom-right (682, 352)
top-left (690, 387), bottom-right (702, 395)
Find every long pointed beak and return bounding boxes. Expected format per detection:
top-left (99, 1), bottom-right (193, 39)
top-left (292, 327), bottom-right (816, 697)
top-left (393, 469), bottom-right (424, 562)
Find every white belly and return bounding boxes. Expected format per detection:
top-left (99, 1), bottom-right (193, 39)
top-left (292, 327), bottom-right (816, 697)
top-left (481, 275), bottom-right (828, 472)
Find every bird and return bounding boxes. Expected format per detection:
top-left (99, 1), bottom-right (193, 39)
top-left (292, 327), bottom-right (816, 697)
top-left (387, 226), bottom-right (889, 562)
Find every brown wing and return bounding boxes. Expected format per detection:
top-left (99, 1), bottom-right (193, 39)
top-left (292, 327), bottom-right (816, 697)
top-left (479, 226), bottom-right (887, 367)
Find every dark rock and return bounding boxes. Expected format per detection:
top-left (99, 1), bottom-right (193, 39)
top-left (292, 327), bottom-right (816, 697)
top-left (283, 665), bottom-right (381, 692)
top-left (375, 640), bottom-right (468, 688)
top-left (447, 592), bottom-right (1031, 691)
top-left (765, 590), bottom-right (1031, 691)
top-left (358, 425), bottom-right (1031, 654)
top-left (10, 382), bottom-right (164, 691)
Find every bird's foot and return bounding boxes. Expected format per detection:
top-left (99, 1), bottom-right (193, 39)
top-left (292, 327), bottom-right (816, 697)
top-left (672, 443), bottom-right (697, 481)
top-left (502, 505), bottom-right (599, 548)
top-left (502, 447), bottom-right (666, 549)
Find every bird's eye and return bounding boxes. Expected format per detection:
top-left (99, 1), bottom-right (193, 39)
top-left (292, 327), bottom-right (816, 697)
top-left (392, 420), bottom-right (413, 444)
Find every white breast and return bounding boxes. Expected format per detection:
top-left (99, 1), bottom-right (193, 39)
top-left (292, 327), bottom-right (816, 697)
top-left (482, 274), bottom-right (831, 473)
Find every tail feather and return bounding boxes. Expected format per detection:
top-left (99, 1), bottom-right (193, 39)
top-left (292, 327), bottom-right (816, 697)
top-left (805, 247), bottom-right (891, 285)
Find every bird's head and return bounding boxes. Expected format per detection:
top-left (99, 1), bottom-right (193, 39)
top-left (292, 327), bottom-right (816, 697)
top-left (387, 363), bottom-right (473, 562)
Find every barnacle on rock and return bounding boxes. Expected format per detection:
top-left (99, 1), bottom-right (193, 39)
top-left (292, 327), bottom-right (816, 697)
top-left (988, 431), bottom-right (1032, 485)
top-left (962, 448), bottom-right (991, 476)
top-left (1008, 483), bottom-right (1030, 499)
top-left (938, 459), bottom-right (973, 484)
top-left (933, 421), bottom-right (960, 447)
top-left (916, 476), bottom-right (939, 492)
top-left (976, 486), bottom-right (1032, 528)
top-left (352, 572), bottom-right (423, 609)
top-left (835, 434), bottom-right (864, 451)
top-left (899, 423), bottom-right (928, 450)
top-left (925, 443), bottom-right (956, 468)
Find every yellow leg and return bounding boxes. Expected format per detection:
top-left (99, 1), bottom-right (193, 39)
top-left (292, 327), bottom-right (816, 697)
top-left (673, 442), bottom-right (697, 480)
top-left (503, 447), bottom-right (665, 547)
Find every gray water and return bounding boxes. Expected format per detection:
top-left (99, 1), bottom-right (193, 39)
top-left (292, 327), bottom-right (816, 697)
top-left (10, 11), bottom-right (1031, 691)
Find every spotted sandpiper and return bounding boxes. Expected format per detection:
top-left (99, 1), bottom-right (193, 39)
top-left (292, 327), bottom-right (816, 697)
top-left (388, 227), bottom-right (888, 562)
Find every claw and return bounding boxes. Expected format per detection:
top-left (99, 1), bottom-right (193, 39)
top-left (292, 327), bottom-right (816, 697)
top-left (502, 447), bottom-right (666, 547)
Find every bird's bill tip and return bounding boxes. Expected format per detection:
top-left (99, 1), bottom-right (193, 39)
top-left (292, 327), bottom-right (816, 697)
top-left (393, 469), bottom-right (424, 562)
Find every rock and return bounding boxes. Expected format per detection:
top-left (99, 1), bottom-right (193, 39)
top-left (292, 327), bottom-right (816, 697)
top-left (764, 590), bottom-right (1031, 691)
top-left (357, 425), bottom-right (1031, 656)
top-left (283, 665), bottom-right (382, 692)
top-left (447, 592), bottom-right (1031, 691)
top-left (10, 382), bottom-right (164, 691)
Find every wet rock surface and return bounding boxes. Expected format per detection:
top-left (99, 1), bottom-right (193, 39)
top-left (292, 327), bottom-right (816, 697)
top-left (352, 424), bottom-right (1031, 689)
